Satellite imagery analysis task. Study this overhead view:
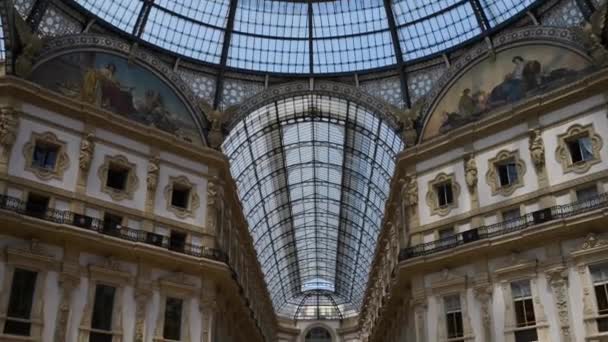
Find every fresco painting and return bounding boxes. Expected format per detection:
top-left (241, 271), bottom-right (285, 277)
top-left (422, 45), bottom-right (593, 141)
top-left (31, 52), bottom-right (203, 145)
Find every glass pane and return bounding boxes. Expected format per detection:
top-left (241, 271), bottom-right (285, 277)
top-left (163, 297), bottom-right (183, 340)
top-left (6, 269), bottom-right (37, 319)
top-left (595, 284), bottom-right (608, 313)
top-left (580, 137), bottom-right (594, 161)
top-left (91, 284), bottom-right (116, 331)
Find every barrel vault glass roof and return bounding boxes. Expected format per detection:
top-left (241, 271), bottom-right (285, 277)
top-left (71, 0), bottom-right (539, 74)
top-left (222, 95), bottom-right (403, 318)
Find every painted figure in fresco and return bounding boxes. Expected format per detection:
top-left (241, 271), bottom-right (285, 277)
top-left (82, 63), bottom-right (136, 114)
top-left (489, 56), bottom-right (542, 103)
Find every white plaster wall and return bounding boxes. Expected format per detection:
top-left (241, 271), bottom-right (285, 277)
top-left (418, 160), bottom-right (471, 225)
top-left (476, 136), bottom-right (539, 207)
top-left (21, 104), bottom-right (84, 132)
top-left (537, 273), bottom-right (561, 342)
top-left (8, 118), bottom-right (81, 192)
top-left (466, 288), bottom-right (483, 342)
top-left (122, 286), bottom-right (136, 342)
top-left (492, 283), bottom-right (505, 342)
top-left (159, 151), bottom-right (209, 175)
top-left (568, 264), bottom-right (584, 342)
top-left (474, 123), bottom-right (528, 152)
top-left (415, 147), bottom-right (465, 174)
top-left (543, 109), bottom-right (608, 187)
top-left (95, 128), bottom-right (150, 155)
top-left (426, 295), bottom-right (439, 340)
top-left (153, 162), bottom-right (208, 227)
top-left (539, 95), bottom-right (605, 128)
top-left (189, 298), bottom-right (202, 342)
top-left (85, 142), bottom-right (148, 211)
top-left (43, 271), bottom-right (60, 342)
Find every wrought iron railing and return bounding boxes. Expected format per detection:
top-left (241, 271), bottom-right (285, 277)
top-left (399, 193), bottom-right (608, 261)
top-left (0, 195), bottom-right (227, 262)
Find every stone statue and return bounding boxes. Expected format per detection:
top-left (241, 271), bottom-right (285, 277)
top-left (400, 176), bottom-right (418, 208)
top-left (0, 107), bottom-right (19, 149)
top-left (580, 2), bottom-right (608, 65)
top-left (529, 128), bottom-right (545, 171)
top-left (146, 154), bottom-right (160, 191)
top-left (207, 110), bottom-right (225, 149)
top-left (14, 15), bottom-right (44, 78)
top-left (79, 133), bottom-right (95, 172)
top-left (397, 104), bottom-right (422, 148)
top-left (464, 154), bottom-right (478, 193)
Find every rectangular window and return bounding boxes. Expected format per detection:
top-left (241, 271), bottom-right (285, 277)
top-left (444, 295), bottom-right (464, 339)
top-left (591, 264), bottom-right (608, 332)
top-left (25, 193), bottom-right (49, 217)
top-left (171, 185), bottom-right (190, 209)
top-left (568, 136), bottom-right (594, 164)
top-left (436, 182), bottom-right (453, 207)
top-left (32, 141), bottom-right (59, 170)
top-left (502, 208), bottom-right (521, 222)
top-left (169, 231), bottom-right (186, 252)
top-left (511, 280), bottom-right (536, 327)
top-left (577, 186), bottom-right (599, 202)
top-left (3, 269), bottom-right (37, 336)
top-left (163, 297), bottom-right (183, 340)
top-left (90, 284), bottom-right (116, 340)
top-left (497, 161), bottom-right (518, 187)
top-left (106, 163), bottom-right (129, 191)
top-left (102, 212), bottom-right (123, 233)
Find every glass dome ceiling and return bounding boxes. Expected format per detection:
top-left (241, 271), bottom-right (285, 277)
top-left (222, 95), bottom-right (403, 318)
top-left (70, 0), bottom-right (538, 75)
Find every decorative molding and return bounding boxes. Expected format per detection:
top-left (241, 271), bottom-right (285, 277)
top-left (555, 123), bottom-right (603, 174)
top-left (98, 154), bottom-right (139, 201)
top-left (419, 26), bottom-right (592, 138)
top-left (425, 172), bottom-right (460, 217)
top-left (164, 175), bottom-right (200, 219)
top-left (0, 107), bottom-right (19, 150)
top-left (229, 80), bottom-right (401, 132)
top-left (529, 128), bottom-right (545, 173)
top-left (464, 154), bottom-right (478, 194)
top-left (34, 34), bottom-right (209, 146)
top-left (147, 154), bottom-right (161, 192)
top-left (485, 149), bottom-right (526, 197)
top-left (23, 131), bottom-right (70, 181)
top-left (79, 132), bottom-right (95, 173)
top-left (545, 266), bottom-right (571, 340)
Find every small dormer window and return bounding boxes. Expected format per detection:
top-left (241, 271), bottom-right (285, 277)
top-left (98, 155), bottom-right (139, 201)
top-left (106, 163), bottom-right (129, 191)
top-left (556, 124), bottom-right (602, 174)
top-left (497, 159), bottom-right (518, 187)
top-left (436, 182), bottom-right (453, 207)
top-left (24, 132), bottom-right (69, 181)
top-left (567, 135), bottom-right (594, 164)
top-left (171, 185), bottom-right (191, 209)
top-left (32, 142), bottom-right (59, 170)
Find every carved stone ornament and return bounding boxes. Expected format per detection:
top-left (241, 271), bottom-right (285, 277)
top-left (425, 172), bottom-right (460, 216)
top-left (400, 175), bottom-right (418, 208)
top-left (397, 105), bottom-right (421, 147)
top-left (206, 180), bottom-right (220, 232)
top-left (555, 124), bottom-right (603, 174)
top-left (474, 286), bottom-right (493, 330)
top-left (164, 175), bottom-right (200, 219)
top-left (581, 2), bottom-right (608, 65)
top-left (0, 107), bottom-right (19, 149)
top-left (79, 133), bottom-right (95, 172)
top-left (23, 131), bottom-right (70, 181)
top-left (146, 154), bottom-right (160, 191)
top-left (98, 154), bottom-right (139, 201)
top-left (207, 110), bottom-right (225, 149)
top-left (14, 15), bottom-right (44, 78)
top-left (545, 267), bottom-right (571, 339)
top-left (485, 149), bottom-right (526, 197)
top-left (580, 233), bottom-right (608, 250)
top-left (464, 154), bottom-right (478, 193)
top-left (528, 128), bottom-right (545, 172)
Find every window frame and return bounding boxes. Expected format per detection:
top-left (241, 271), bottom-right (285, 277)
top-left (23, 131), bottom-right (70, 181)
top-left (426, 173), bottom-right (461, 217)
top-left (485, 150), bottom-right (526, 197)
top-left (164, 175), bottom-right (200, 219)
top-left (98, 155), bottom-right (139, 201)
top-left (556, 124), bottom-right (603, 174)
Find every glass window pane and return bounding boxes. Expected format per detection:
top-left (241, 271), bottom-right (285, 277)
top-left (91, 284), bottom-right (116, 331)
top-left (163, 297), bottom-right (183, 340)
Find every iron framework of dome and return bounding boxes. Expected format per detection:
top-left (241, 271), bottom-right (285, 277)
top-left (222, 95), bottom-right (403, 318)
top-left (69, 0), bottom-right (542, 75)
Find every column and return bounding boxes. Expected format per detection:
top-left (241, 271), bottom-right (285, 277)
top-left (474, 285), bottom-right (493, 342)
top-left (54, 271), bottom-right (79, 342)
top-left (546, 267), bottom-right (572, 342)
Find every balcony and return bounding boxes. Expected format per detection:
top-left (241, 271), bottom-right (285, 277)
top-left (0, 195), bottom-right (227, 262)
top-left (399, 193), bottom-right (608, 261)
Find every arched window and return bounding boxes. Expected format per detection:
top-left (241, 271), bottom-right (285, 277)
top-left (305, 326), bottom-right (332, 342)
